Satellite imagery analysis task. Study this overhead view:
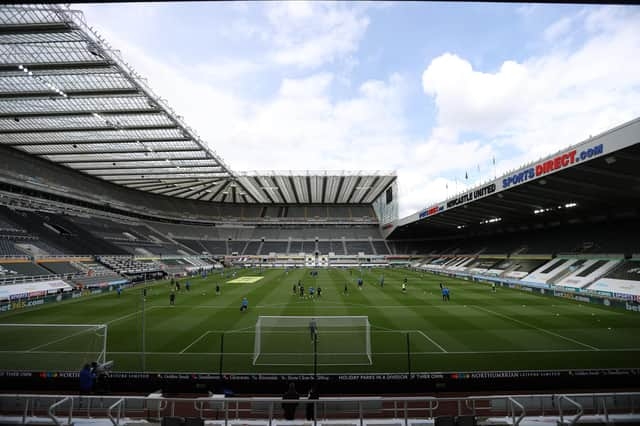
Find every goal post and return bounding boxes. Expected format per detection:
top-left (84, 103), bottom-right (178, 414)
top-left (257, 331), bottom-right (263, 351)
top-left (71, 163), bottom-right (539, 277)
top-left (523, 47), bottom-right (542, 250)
top-left (0, 323), bottom-right (108, 371)
top-left (253, 316), bottom-right (371, 366)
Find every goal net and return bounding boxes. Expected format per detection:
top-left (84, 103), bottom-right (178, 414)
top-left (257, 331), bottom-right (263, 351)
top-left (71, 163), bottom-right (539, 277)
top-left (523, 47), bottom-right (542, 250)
top-left (0, 323), bottom-right (107, 371)
top-left (253, 316), bottom-right (371, 366)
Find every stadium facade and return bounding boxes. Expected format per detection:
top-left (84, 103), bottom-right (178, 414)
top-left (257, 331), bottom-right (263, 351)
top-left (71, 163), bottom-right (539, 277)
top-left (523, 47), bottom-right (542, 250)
top-left (1, 3), bottom-right (640, 410)
top-left (1, 4), bottom-right (639, 300)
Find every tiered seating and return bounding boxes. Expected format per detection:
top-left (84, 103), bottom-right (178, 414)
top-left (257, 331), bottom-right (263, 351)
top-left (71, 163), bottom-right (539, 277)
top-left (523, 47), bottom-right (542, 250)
top-left (244, 241), bottom-right (261, 255)
top-left (97, 256), bottom-right (161, 274)
top-left (39, 262), bottom-right (81, 275)
top-left (200, 240), bottom-right (227, 255)
top-left (307, 206), bottom-right (327, 218)
top-left (289, 241), bottom-right (305, 253)
top-left (76, 261), bottom-right (121, 277)
top-left (287, 207), bottom-right (306, 218)
top-left (351, 206), bottom-right (375, 218)
top-left (145, 222), bottom-right (217, 239)
top-left (159, 258), bottom-right (192, 275)
top-left (260, 241), bottom-right (288, 254)
top-left (345, 241), bottom-right (373, 254)
top-left (228, 241), bottom-right (247, 255)
top-left (0, 207), bottom-right (128, 255)
top-left (0, 262), bottom-right (52, 278)
top-left (372, 241), bottom-right (390, 255)
top-left (176, 239), bottom-right (207, 254)
top-left (316, 241), bottom-right (332, 254)
top-left (0, 239), bottom-right (24, 256)
top-left (70, 261), bottom-right (122, 288)
top-left (327, 206), bottom-right (351, 218)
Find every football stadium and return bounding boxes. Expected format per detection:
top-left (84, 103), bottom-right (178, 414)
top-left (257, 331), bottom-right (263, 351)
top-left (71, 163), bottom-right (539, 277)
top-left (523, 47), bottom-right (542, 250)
top-left (1, 3), bottom-right (640, 425)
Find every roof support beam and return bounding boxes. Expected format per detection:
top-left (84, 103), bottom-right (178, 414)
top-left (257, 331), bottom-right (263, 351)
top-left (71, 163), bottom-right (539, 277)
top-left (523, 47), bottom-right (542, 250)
top-left (40, 148), bottom-right (201, 157)
top-left (0, 88), bottom-right (139, 99)
top-left (57, 155), bottom-right (207, 164)
top-left (7, 137), bottom-right (191, 146)
top-left (0, 23), bottom-right (74, 35)
top-left (0, 109), bottom-right (163, 119)
top-left (0, 124), bottom-right (176, 134)
top-left (124, 179), bottom-right (201, 190)
top-left (96, 170), bottom-right (230, 177)
top-left (73, 164), bottom-right (224, 171)
top-left (345, 176), bottom-right (362, 204)
top-left (0, 61), bottom-right (112, 72)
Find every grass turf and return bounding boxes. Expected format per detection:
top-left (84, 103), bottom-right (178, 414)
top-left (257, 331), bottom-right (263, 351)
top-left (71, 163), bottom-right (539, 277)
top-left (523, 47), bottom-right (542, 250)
top-left (0, 268), bottom-right (639, 374)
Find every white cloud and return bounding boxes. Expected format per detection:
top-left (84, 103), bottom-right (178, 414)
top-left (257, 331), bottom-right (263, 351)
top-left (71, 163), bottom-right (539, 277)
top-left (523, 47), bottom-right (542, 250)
top-left (543, 15), bottom-right (575, 42)
top-left (266, 1), bottom-right (370, 68)
top-left (422, 6), bottom-right (640, 165)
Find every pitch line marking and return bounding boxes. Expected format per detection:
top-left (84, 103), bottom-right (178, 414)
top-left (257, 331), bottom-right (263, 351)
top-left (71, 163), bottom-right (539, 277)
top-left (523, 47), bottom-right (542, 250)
top-left (472, 305), bottom-right (600, 351)
top-left (180, 331), bottom-right (211, 354)
top-left (414, 330), bottom-right (447, 353)
top-left (371, 325), bottom-right (448, 353)
top-left (26, 307), bottom-right (156, 352)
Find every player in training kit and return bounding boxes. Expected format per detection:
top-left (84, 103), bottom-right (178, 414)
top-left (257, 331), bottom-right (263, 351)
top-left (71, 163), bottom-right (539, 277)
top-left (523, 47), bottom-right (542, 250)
top-left (492, 283), bottom-right (496, 292)
top-left (309, 318), bottom-right (318, 342)
top-left (402, 283), bottom-right (406, 293)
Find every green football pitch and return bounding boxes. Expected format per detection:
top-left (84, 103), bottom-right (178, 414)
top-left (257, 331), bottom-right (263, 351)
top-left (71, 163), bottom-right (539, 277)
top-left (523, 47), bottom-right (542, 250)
top-left (0, 268), bottom-right (639, 374)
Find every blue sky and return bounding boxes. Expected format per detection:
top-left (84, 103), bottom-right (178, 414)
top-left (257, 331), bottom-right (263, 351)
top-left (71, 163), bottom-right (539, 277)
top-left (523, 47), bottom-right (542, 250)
top-left (79, 2), bottom-right (640, 217)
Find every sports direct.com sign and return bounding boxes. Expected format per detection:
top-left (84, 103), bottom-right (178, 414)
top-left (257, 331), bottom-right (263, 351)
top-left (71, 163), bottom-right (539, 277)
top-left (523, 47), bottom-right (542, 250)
top-left (502, 143), bottom-right (603, 189)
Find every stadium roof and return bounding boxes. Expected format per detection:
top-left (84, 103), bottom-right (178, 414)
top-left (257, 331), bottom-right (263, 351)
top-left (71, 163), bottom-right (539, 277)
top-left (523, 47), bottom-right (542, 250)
top-left (0, 4), bottom-right (395, 204)
top-left (388, 117), bottom-right (640, 239)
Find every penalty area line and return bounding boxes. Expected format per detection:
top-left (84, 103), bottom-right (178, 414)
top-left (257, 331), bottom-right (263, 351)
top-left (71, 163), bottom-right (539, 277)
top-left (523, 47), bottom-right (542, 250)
top-left (179, 330), bottom-right (212, 354)
top-left (413, 330), bottom-right (447, 353)
top-left (473, 305), bottom-right (600, 351)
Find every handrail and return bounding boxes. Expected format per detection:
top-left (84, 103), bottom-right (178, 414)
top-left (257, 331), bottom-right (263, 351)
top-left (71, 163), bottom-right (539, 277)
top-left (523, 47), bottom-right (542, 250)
top-left (508, 397), bottom-right (526, 425)
top-left (1, 392), bottom-right (637, 424)
top-left (557, 394), bottom-right (584, 425)
top-left (47, 396), bottom-right (72, 426)
top-left (107, 398), bottom-right (124, 426)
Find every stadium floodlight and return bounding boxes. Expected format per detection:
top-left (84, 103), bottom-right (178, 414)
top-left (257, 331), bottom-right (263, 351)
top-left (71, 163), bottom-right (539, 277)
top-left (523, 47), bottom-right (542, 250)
top-left (253, 316), bottom-right (372, 366)
top-left (0, 323), bottom-right (108, 371)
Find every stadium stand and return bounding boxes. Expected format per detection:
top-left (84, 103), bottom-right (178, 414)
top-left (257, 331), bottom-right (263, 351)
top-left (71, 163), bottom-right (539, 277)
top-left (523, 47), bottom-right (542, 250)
top-left (2, 3), bottom-right (640, 402)
top-left (228, 240), bottom-right (247, 255)
top-left (0, 262), bottom-right (53, 278)
top-left (244, 241), bottom-right (261, 255)
top-left (97, 256), bottom-right (162, 275)
top-left (0, 239), bottom-right (24, 257)
top-left (38, 261), bottom-right (82, 276)
top-left (371, 240), bottom-right (390, 255)
top-left (199, 240), bottom-right (228, 255)
top-left (345, 241), bottom-right (374, 254)
top-left (260, 241), bottom-right (288, 254)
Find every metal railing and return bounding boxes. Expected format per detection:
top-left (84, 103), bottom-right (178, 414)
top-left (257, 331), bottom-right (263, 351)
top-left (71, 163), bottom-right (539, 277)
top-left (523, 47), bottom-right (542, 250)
top-left (1, 392), bottom-right (638, 426)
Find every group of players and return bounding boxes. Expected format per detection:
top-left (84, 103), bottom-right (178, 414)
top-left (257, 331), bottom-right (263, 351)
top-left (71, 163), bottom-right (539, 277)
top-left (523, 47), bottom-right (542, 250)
top-left (294, 279), bottom-right (323, 299)
top-left (137, 268), bottom-right (460, 309)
